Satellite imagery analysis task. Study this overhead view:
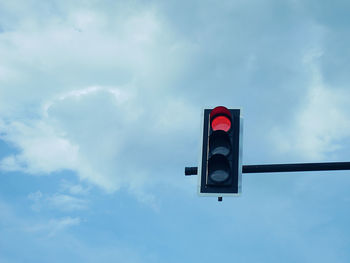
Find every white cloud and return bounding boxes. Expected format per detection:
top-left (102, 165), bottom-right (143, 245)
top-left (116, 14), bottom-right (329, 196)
top-left (0, 3), bottom-right (194, 116)
top-left (48, 194), bottom-right (88, 211)
top-left (26, 216), bottom-right (81, 237)
top-left (28, 190), bottom-right (88, 212)
top-left (271, 49), bottom-right (350, 160)
top-left (0, 120), bottom-right (79, 174)
top-left (1, 198), bottom-right (80, 237)
top-left (0, 3), bottom-right (197, 196)
top-left (59, 180), bottom-right (90, 195)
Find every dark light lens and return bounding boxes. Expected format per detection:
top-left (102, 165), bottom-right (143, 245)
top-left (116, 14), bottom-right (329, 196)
top-left (209, 131), bottom-right (231, 156)
top-left (208, 154), bottom-right (230, 183)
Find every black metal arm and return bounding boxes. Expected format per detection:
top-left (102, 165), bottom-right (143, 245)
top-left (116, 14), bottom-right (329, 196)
top-left (185, 162), bottom-right (350, 175)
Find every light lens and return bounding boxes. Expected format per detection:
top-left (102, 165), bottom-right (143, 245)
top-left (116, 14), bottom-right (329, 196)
top-left (209, 131), bottom-right (231, 156)
top-left (208, 154), bottom-right (230, 183)
top-left (211, 116), bottom-right (231, 132)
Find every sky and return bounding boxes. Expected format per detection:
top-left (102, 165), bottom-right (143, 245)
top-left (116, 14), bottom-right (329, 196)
top-left (1, 0), bottom-right (350, 262)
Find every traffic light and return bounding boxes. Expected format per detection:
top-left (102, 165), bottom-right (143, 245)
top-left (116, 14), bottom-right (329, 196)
top-left (199, 106), bottom-right (243, 196)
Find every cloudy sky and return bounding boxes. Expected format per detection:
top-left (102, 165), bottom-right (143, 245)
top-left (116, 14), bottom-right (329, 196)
top-left (1, 0), bottom-right (350, 262)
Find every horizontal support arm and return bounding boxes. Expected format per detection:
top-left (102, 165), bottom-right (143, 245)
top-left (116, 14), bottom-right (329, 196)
top-left (242, 162), bottom-right (350, 173)
top-left (185, 167), bottom-right (198, 175)
top-left (185, 162), bottom-right (350, 175)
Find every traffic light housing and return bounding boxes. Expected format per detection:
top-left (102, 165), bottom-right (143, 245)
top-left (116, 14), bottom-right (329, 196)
top-left (199, 106), bottom-right (243, 196)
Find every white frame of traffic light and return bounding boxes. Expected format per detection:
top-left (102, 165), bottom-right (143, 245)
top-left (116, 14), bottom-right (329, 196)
top-left (197, 107), bottom-right (244, 197)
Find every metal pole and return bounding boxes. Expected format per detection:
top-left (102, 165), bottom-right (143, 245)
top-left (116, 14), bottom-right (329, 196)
top-left (185, 162), bottom-right (350, 175)
top-left (242, 162), bottom-right (350, 173)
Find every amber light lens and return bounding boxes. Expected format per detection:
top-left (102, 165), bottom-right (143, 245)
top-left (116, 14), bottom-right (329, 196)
top-left (211, 116), bottom-right (231, 132)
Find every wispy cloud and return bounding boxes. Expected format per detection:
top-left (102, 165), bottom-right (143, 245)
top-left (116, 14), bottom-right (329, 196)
top-left (26, 216), bottom-right (81, 237)
top-left (48, 194), bottom-right (88, 211)
top-left (270, 49), bottom-right (350, 160)
top-left (59, 179), bottom-right (90, 196)
top-left (1, 198), bottom-right (81, 238)
top-left (28, 190), bottom-right (88, 212)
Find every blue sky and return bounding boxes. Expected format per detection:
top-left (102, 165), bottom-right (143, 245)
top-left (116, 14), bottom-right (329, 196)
top-left (1, 0), bottom-right (350, 262)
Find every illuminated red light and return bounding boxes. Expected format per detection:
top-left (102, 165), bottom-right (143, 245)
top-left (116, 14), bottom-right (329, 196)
top-left (210, 106), bottom-right (232, 132)
top-left (211, 116), bottom-right (231, 131)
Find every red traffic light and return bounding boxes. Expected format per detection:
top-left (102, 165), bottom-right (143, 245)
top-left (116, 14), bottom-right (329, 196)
top-left (211, 116), bottom-right (231, 132)
top-left (200, 107), bottom-right (242, 196)
top-left (210, 106), bottom-right (232, 132)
